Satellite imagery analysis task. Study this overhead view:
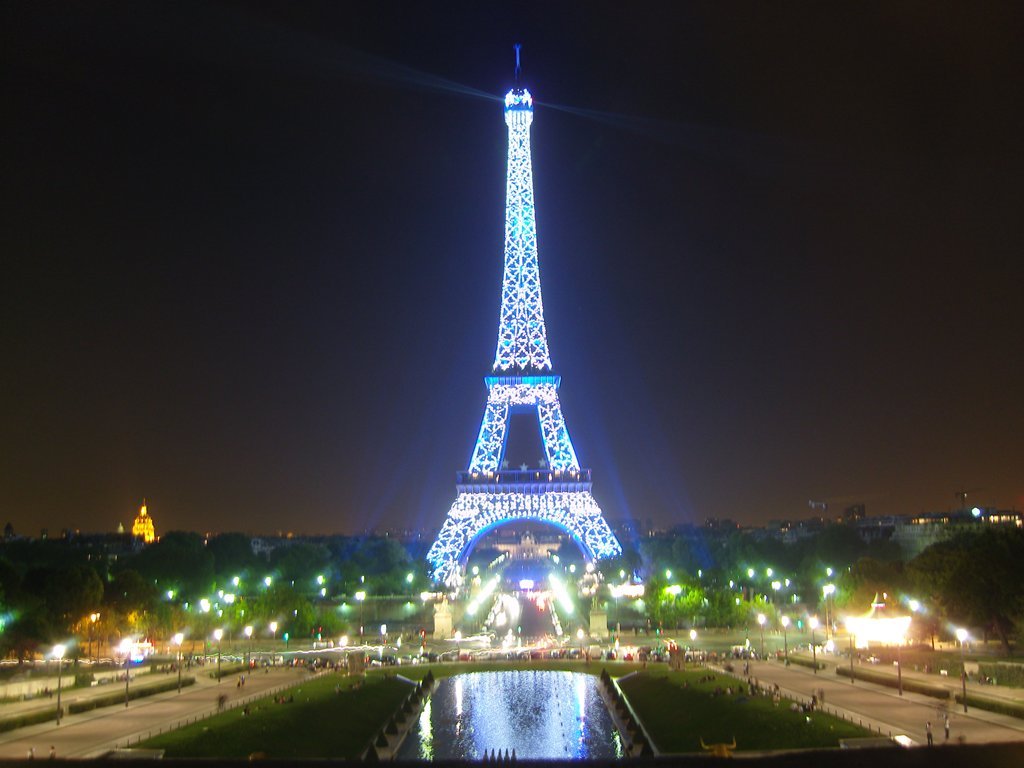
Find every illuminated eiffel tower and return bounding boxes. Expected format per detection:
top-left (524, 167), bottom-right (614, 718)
top-left (427, 52), bottom-right (621, 585)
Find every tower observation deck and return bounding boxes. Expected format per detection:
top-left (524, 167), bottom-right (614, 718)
top-left (426, 58), bottom-right (622, 586)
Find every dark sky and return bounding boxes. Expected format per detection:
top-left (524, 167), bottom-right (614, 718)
top-left (3, 2), bottom-right (1022, 536)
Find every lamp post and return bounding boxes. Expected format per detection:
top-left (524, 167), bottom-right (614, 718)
top-left (53, 644), bottom-right (66, 724)
top-left (269, 621), bottom-right (278, 645)
top-left (213, 629), bottom-right (224, 683)
top-left (896, 637), bottom-right (903, 696)
top-left (172, 633), bottom-right (184, 694)
top-left (119, 638), bottom-right (132, 708)
top-left (455, 629), bottom-right (462, 660)
top-left (88, 613), bottom-right (100, 662)
top-left (809, 617), bottom-right (819, 674)
top-left (757, 613), bottom-right (766, 660)
top-left (244, 625), bottom-right (253, 669)
top-left (355, 591), bottom-right (366, 640)
top-left (822, 584), bottom-right (836, 641)
top-left (689, 629), bottom-right (698, 666)
top-left (780, 616), bottom-right (790, 665)
top-left (956, 628), bottom-right (969, 713)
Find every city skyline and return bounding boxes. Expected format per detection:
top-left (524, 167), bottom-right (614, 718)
top-left (4, 3), bottom-right (1022, 535)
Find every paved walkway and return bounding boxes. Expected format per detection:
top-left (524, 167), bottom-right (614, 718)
top-left (0, 667), bottom-right (310, 759)
top-left (729, 658), bottom-right (1024, 747)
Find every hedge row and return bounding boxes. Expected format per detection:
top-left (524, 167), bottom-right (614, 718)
top-left (0, 706), bottom-right (60, 734)
top-left (835, 666), bottom-right (951, 699)
top-left (955, 691), bottom-right (1024, 719)
top-left (209, 662), bottom-right (247, 680)
top-left (978, 663), bottom-right (1024, 688)
top-left (68, 676), bottom-right (196, 714)
top-left (789, 656), bottom-right (826, 671)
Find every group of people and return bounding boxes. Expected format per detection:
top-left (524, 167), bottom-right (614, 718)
top-left (925, 715), bottom-right (951, 745)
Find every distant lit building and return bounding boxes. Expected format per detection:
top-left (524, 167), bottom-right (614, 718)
top-left (132, 501), bottom-right (156, 543)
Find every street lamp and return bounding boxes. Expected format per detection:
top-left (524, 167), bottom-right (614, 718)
top-left (119, 638), bottom-right (132, 707)
top-left (956, 627), bottom-right (969, 713)
top-left (172, 633), bottom-right (184, 694)
top-left (53, 644), bottom-right (66, 724)
top-left (822, 584), bottom-right (836, 640)
top-left (454, 629), bottom-right (462, 660)
top-left (244, 625), bottom-right (253, 669)
top-left (213, 628), bottom-right (224, 683)
top-left (780, 616), bottom-right (790, 665)
top-left (355, 591), bottom-right (366, 640)
top-left (88, 613), bottom-right (100, 662)
top-left (269, 620), bottom-right (278, 645)
top-left (809, 617), bottom-right (819, 674)
top-left (757, 613), bottom-right (766, 660)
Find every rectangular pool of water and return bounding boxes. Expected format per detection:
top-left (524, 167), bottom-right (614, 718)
top-left (397, 670), bottom-right (624, 760)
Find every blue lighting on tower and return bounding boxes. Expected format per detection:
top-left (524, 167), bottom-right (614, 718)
top-left (427, 54), bottom-right (621, 586)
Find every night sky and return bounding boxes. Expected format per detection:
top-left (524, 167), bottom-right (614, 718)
top-left (3, 2), bottom-right (1022, 537)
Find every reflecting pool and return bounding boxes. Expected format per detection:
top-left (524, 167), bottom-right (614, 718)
top-left (397, 670), bottom-right (623, 760)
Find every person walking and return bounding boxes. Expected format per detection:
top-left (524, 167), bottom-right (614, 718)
top-left (926, 721), bottom-right (933, 746)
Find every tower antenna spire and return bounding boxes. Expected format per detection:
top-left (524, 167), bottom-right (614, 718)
top-left (513, 43), bottom-right (522, 86)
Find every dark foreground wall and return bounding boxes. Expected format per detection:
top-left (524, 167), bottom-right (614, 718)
top-left (2, 742), bottom-right (1022, 768)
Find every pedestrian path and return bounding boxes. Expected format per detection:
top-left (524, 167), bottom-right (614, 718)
top-left (0, 667), bottom-right (308, 759)
top-left (734, 658), bottom-right (1024, 747)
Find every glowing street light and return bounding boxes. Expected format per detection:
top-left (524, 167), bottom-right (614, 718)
top-left (822, 584), bottom-right (836, 640)
top-left (809, 616), bottom-right (820, 674)
top-left (956, 627), bottom-right (969, 713)
top-left (757, 613), bottom-right (767, 659)
top-left (213, 628), bottom-right (224, 683)
top-left (119, 638), bottom-right (133, 707)
top-left (88, 612), bottom-right (100, 662)
top-left (244, 625), bottom-right (254, 668)
top-left (53, 644), bottom-right (66, 724)
top-left (172, 632), bottom-right (184, 693)
top-left (355, 590), bottom-right (367, 639)
top-left (264, 576), bottom-right (272, 587)
top-left (269, 621), bottom-right (278, 642)
top-left (780, 616), bottom-right (790, 665)
top-left (454, 629), bottom-right (462, 659)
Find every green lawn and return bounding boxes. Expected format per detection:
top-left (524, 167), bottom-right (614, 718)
top-left (140, 674), bottom-right (411, 758)
top-left (618, 670), bottom-right (871, 753)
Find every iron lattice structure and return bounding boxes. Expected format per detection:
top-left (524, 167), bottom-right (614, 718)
top-left (427, 82), bottom-right (622, 586)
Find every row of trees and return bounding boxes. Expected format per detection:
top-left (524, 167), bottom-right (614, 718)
top-left (2, 523), bottom-right (1020, 658)
top-left (630, 525), bottom-right (1024, 654)
top-left (0, 532), bottom-right (428, 660)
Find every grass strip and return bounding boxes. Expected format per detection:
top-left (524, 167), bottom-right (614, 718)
top-left (139, 674), bottom-right (410, 759)
top-left (619, 670), bottom-right (871, 753)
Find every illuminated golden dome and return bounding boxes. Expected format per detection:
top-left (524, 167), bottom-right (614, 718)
top-left (132, 501), bottom-right (155, 543)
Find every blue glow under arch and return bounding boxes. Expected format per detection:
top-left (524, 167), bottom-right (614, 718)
top-left (427, 491), bottom-right (620, 585)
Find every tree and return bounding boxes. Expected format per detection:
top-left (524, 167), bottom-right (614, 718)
top-left (207, 533), bottom-right (263, 579)
top-left (834, 557), bottom-right (908, 612)
top-left (909, 528), bottom-right (1024, 655)
top-left (132, 531), bottom-right (214, 596)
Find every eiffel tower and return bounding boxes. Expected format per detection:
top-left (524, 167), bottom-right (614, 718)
top-left (427, 52), bottom-right (622, 585)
